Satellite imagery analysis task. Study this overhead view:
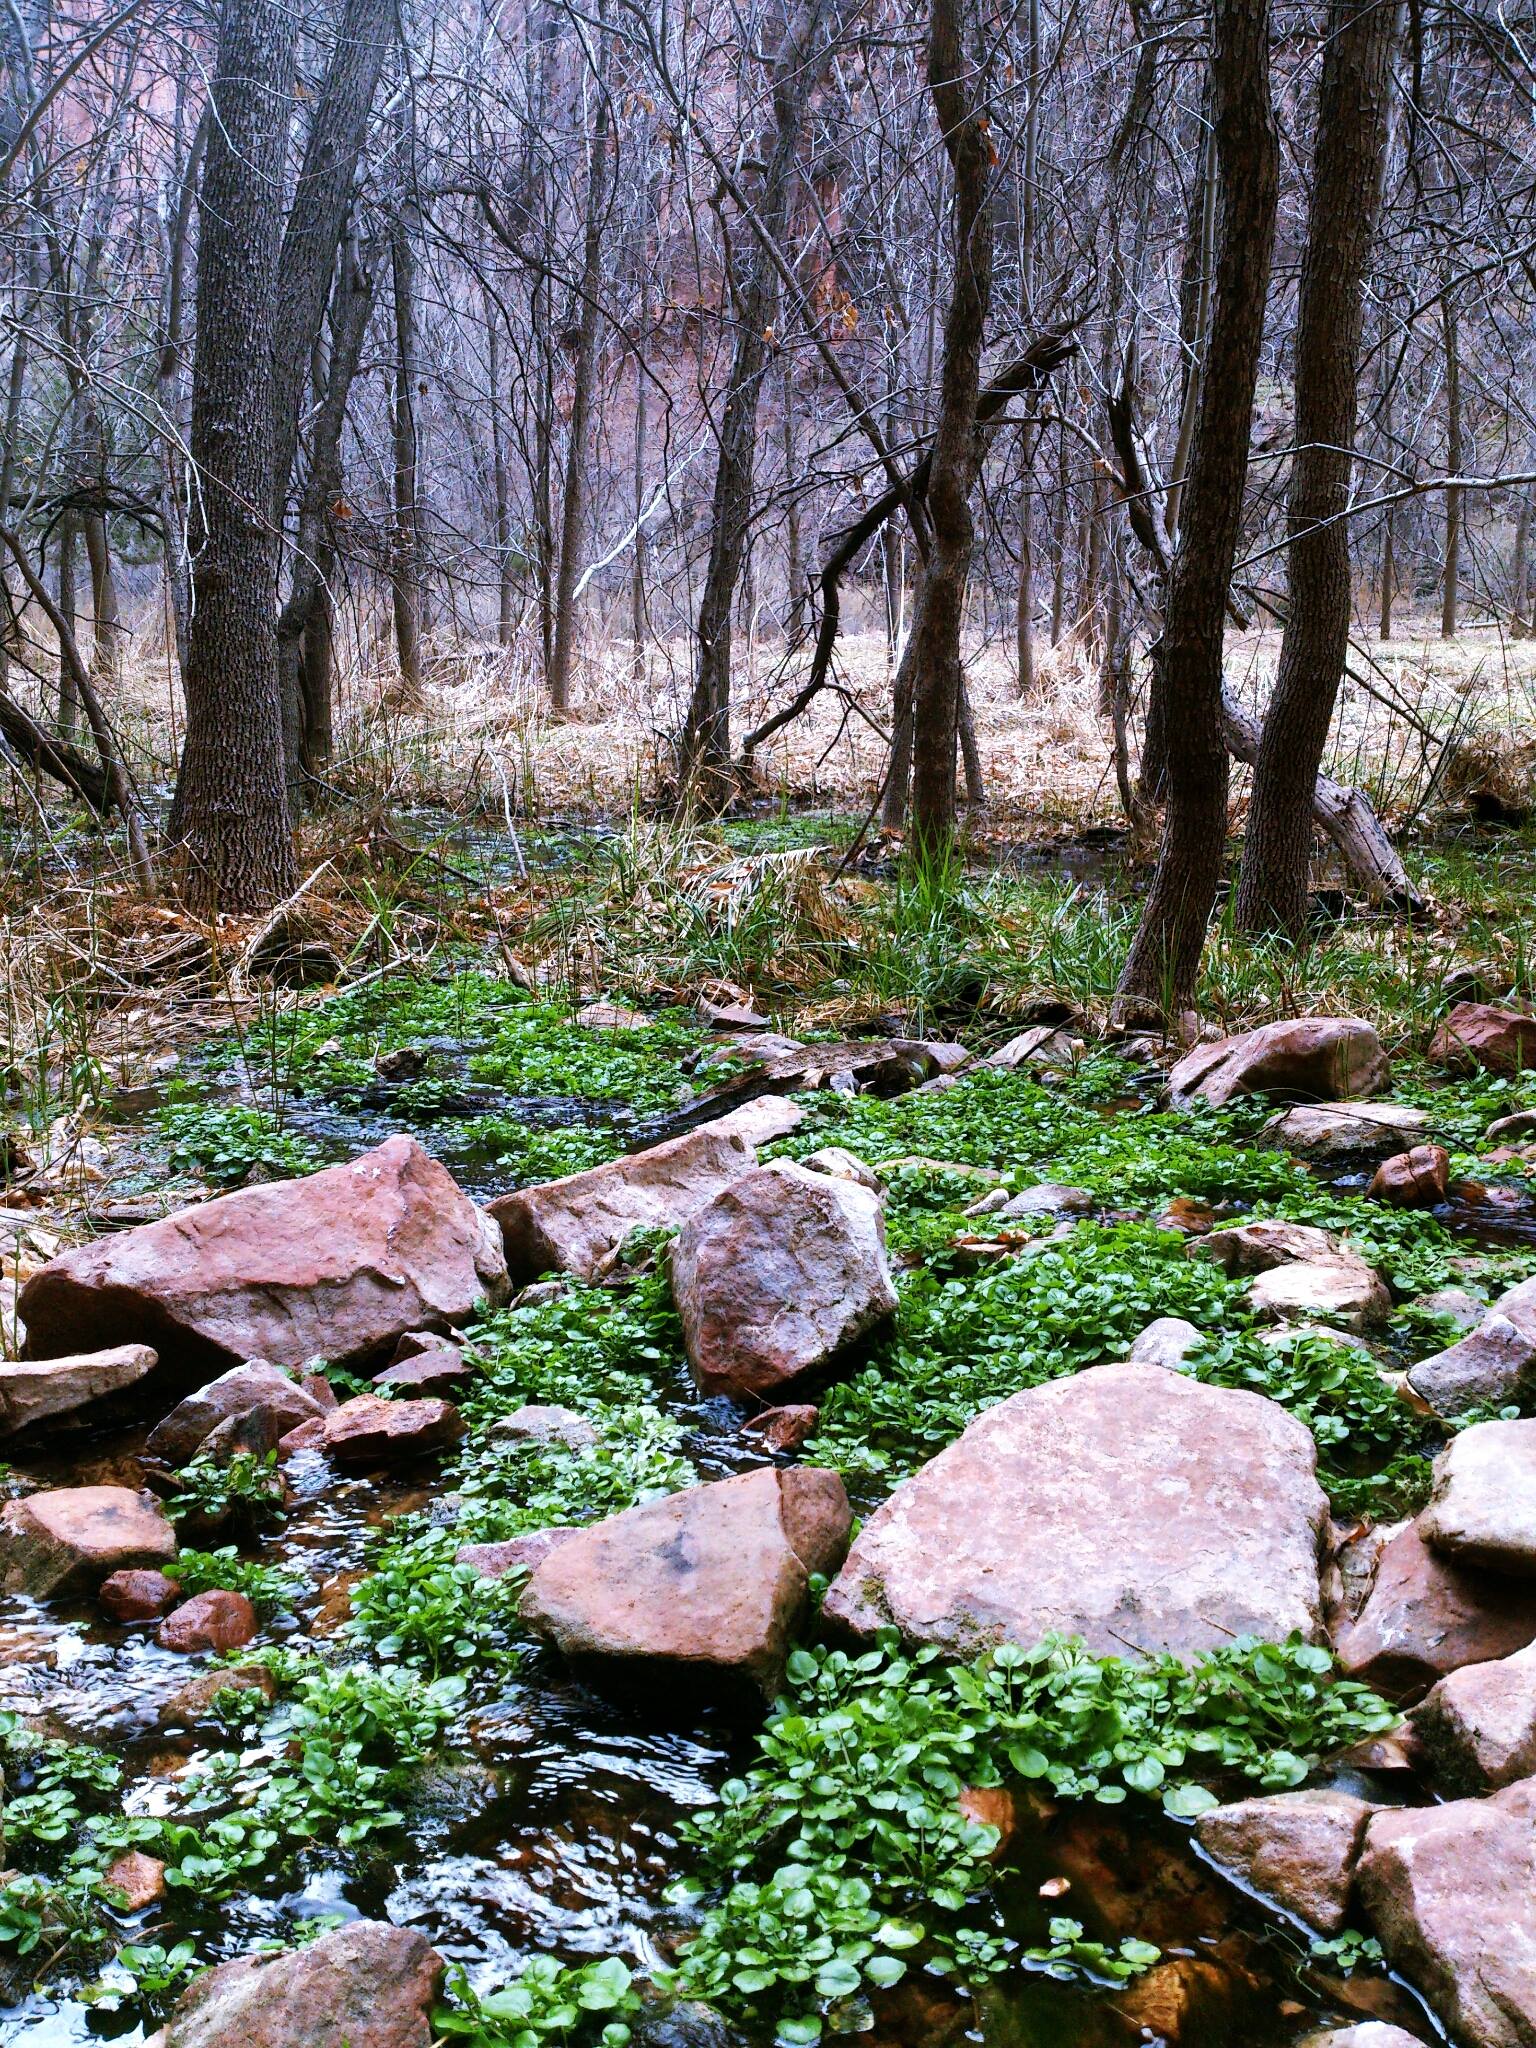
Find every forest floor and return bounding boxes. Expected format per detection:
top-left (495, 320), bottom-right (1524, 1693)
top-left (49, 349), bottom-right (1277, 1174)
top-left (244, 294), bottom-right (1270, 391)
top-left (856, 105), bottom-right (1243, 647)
top-left (0, 623), bottom-right (1533, 2044)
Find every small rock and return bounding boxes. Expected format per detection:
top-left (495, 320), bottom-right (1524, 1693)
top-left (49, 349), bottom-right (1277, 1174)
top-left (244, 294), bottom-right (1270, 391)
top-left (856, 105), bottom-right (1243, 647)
top-left (457, 1527), bottom-right (579, 1578)
top-left (987, 1024), bottom-right (1083, 1069)
top-left (1128, 1317), bottom-right (1203, 1371)
top-left (198, 1405), bottom-right (287, 1463)
top-left (521, 1465), bottom-right (852, 1705)
top-left (99, 1568), bottom-right (179, 1621)
top-left (1194, 1219), bottom-right (1344, 1275)
top-left (372, 1352), bottom-right (475, 1400)
top-left (1420, 1419), bottom-right (1536, 1575)
top-left (1409, 1641), bottom-right (1536, 1793)
top-left (672, 1159), bottom-right (896, 1402)
top-left (1298, 2029), bottom-right (1429, 2048)
top-left (963, 1186), bottom-right (1010, 1217)
top-left (1195, 1788), bottom-right (1374, 1933)
top-left (956, 1784), bottom-right (1018, 1858)
top-left (486, 1403), bottom-right (598, 1451)
top-left (160, 1918), bottom-right (444, 2048)
top-left (488, 1122), bottom-right (761, 1286)
top-left (277, 1417), bottom-right (326, 1457)
top-left (997, 1182), bottom-right (1093, 1220)
top-left (1495, 1274), bottom-right (1536, 1340)
top-left (1368, 1145), bottom-right (1450, 1209)
top-left (1411, 1287), bottom-right (1487, 1334)
top-left (385, 1329), bottom-right (465, 1367)
top-left (157, 1590), bottom-right (257, 1654)
top-left (373, 1045), bottom-right (432, 1081)
top-left (1407, 1313), bottom-right (1536, 1417)
top-left (1264, 1102), bottom-right (1432, 1165)
top-left (0, 1344), bottom-right (159, 1438)
top-left (104, 1850), bottom-right (167, 1911)
top-left (1429, 1000), bottom-right (1536, 1076)
top-left (1488, 1110), bottom-right (1536, 1143)
top-left (1158, 1195), bottom-right (1217, 1235)
top-left (0, 1486), bottom-right (176, 1596)
top-left (741, 1404), bottom-right (819, 1453)
top-left (1169, 1018), bottom-right (1388, 1109)
top-left (577, 1001), bottom-right (653, 1031)
top-left (321, 1395), bottom-right (467, 1468)
top-left (157, 1663), bottom-right (277, 1730)
top-left (1357, 1777), bottom-right (1536, 2048)
top-left (19, 1134), bottom-right (508, 1377)
top-left (799, 1147), bottom-right (882, 1191)
top-left (145, 1362), bottom-right (350, 1467)
top-left (1333, 1519), bottom-right (1536, 1700)
top-left (823, 1362), bottom-right (1327, 1659)
top-left (1250, 1257), bottom-right (1392, 1331)
top-left (698, 994), bottom-right (771, 1031)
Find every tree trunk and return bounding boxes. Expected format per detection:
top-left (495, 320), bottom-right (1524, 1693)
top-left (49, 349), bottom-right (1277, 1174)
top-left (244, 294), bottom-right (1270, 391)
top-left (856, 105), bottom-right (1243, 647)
top-left (903, 0), bottom-right (995, 860)
top-left (547, 31), bottom-right (611, 716)
top-left (56, 513), bottom-right (80, 736)
top-left (168, 0), bottom-right (298, 912)
top-left (678, 0), bottom-right (831, 795)
top-left (1440, 290), bottom-right (1462, 638)
top-left (388, 112), bottom-right (426, 706)
top-left (1234, 0), bottom-right (1394, 935)
top-left (1512, 485), bottom-right (1533, 636)
top-left (1114, 0), bottom-right (1277, 1018)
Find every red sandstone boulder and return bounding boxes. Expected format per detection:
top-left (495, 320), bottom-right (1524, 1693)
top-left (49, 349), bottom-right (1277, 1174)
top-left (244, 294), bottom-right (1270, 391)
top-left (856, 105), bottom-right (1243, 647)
top-left (520, 1465), bottom-right (852, 1704)
top-left (1333, 1520), bottom-right (1536, 1700)
top-left (1194, 1219), bottom-right (1348, 1275)
top-left (19, 1136), bottom-right (508, 1377)
top-left (1428, 1000), bottom-right (1536, 1076)
top-left (1410, 1641), bottom-right (1536, 1794)
top-left (99, 1567), bottom-right (179, 1621)
top-left (742, 1403), bottom-right (820, 1453)
top-left (104, 1850), bottom-right (167, 1911)
top-left (1357, 1777), bottom-right (1536, 2048)
top-left (0, 1344), bottom-right (158, 1437)
top-left (1420, 1419), bottom-right (1536, 1576)
top-left (822, 1362), bottom-right (1328, 1659)
top-left (1368, 1145), bottom-right (1451, 1210)
top-left (487, 1121), bottom-right (763, 1284)
top-left (146, 1361), bottom-right (333, 1469)
top-left (671, 1159), bottom-right (897, 1401)
top-left (0, 1486), bottom-right (176, 1596)
top-left (1408, 1313), bottom-right (1536, 1418)
top-left (1169, 1018), bottom-right (1388, 1109)
top-left (371, 1350), bottom-right (475, 1399)
top-left (157, 1589), bottom-right (257, 1654)
top-left (321, 1394), bottom-right (467, 1469)
top-left (1195, 1788), bottom-right (1375, 1934)
top-left (162, 1919), bottom-right (443, 2048)
top-left (457, 1526), bottom-right (578, 1579)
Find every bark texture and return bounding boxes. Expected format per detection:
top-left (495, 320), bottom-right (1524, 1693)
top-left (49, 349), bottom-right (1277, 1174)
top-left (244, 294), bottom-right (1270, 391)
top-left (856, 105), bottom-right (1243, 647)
top-left (169, 0), bottom-right (298, 911)
top-left (1114, 0), bottom-right (1277, 1015)
top-left (1235, 0), bottom-right (1395, 935)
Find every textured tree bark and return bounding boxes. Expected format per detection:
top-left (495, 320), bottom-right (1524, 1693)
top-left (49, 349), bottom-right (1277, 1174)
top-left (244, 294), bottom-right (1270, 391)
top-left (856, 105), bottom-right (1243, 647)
top-left (56, 512), bottom-right (80, 735)
top-left (168, 0), bottom-right (298, 911)
top-left (548, 22), bottom-right (611, 716)
top-left (388, 99), bottom-right (426, 707)
top-left (1440, 290), bottom-right (1462, 639)
top-left (904, 0), bottom-right (995, 859)
top-left (1234, 0), bottom-right (1395, 935)
top-left (678, 0), bottom-right (831, 797)
top-left (1114, 0), bottom-right (1277, 1017)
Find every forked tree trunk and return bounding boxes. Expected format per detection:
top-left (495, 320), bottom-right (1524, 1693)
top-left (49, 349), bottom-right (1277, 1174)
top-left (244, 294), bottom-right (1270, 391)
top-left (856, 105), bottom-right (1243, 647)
top-left (1234, 0), bottom-right (1395, 935)
top-left (678, 0), bottom-right (832, 796)
top-left (168, 0), bottom-right (298, 911)
top-left (1114, 0), bottom-right (1277, 1017)
top-left (903, 0), bottom-right (995, 859)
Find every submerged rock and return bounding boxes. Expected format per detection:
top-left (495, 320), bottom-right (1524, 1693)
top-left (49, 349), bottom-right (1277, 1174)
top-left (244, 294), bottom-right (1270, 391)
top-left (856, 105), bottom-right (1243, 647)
top-left (1420, 1419), bottom-right (1536, 1576)
top-left (1410, 1641), bottom-right (1536, 1793)
top-left (1357, 1776), bottom-right (1536, 2048)
top-left (520, 1465), bottom-right (851, 1704)
top-left (671, 1159), bottom-right (896, 1401)
top-left (162, 1918), bottom-right (443, 2048)
top-left (1169, 1018), bottom-right (1388, 1109)
top-left (99, 1567), bottom-right (179, 1621)
top-left (19, 1135), bottom-right (508, 1378)
top-left (488, 1121), bottom-right (760, 1285)
top-left (1333, 1520), bottom-right (1536, 1700)
top-left (146, 1361), bottom-right (332, 1466)
top-left (741, 1403), bottom-right (819, 1452)
top-left (822, 1362), bottom-right (1328, 1659)
top-left (1264, 1101), bottom-right (1431, 1165)
top-left (1428, 1000), bottom-right (1536, 1076)
top-left (0, 1344), bottom-right (158, 1438)
top-left (0, 1486), bottom-right (176, 1596)
top-left (1195, 1788), bottom-right (1374, 1934)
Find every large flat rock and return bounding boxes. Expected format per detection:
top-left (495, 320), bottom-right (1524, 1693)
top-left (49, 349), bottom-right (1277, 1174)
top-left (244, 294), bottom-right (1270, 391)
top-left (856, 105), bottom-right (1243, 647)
top-left (0, 1485), bottom-right (176, 1596)
top-left (0, 1344), bottom-right (157, 1437)
top-left (18, 1136), bottom-right (508, 1378)
top-left (520, 1464), bottom-right (851, 1704)
top-left (822, 1362), bottom-right (1328, 1659)
top-left (1358, 1777), bottom-right (1536, 2047)
top-left (1169, 1018), bottom-right (1388, 1109)
top-left (1421, 1420), bottom-right (1536, 1577)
